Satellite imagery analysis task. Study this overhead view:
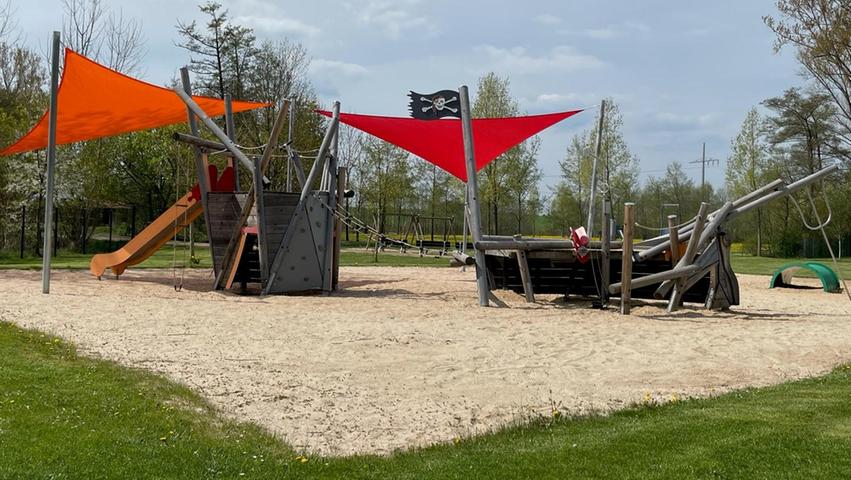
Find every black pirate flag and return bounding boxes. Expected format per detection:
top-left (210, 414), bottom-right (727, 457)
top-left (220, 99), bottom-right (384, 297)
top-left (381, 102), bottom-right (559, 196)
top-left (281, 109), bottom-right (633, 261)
top-left (408, 90), bottom-right (461, 120)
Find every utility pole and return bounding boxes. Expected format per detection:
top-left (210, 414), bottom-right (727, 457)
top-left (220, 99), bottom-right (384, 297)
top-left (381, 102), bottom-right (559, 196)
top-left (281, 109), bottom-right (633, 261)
top-left (690, 142), bottom-right (718, 202)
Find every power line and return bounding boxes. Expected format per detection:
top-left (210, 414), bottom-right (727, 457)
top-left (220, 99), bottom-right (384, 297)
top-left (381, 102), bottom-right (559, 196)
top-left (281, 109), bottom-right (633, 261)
top-left (689, 142), bottom-right (719, 200)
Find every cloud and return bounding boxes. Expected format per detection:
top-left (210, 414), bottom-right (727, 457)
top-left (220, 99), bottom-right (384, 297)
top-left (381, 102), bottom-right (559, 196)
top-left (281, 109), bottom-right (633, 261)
top-left (649, 112), bottom-right (717, 131)
top-left (528, 92), bottom-right (596, 106)
top-left (354, 0), bottom-right (435, 39)
top-left (234, 15), bottom-right (320, 37)
top-left (474, 45), bottom-right (604, 75)
top-left (311, 59), bottom-right (368, 77)
top-left (534, 13), bottom-right (561, 25)
top-left (561, 21), bottom-right (651, 40)
top-left (584, 27), bottom-right (620, 39)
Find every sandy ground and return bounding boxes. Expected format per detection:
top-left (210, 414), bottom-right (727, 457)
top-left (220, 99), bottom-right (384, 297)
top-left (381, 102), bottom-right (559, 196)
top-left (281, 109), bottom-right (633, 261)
top-left (1, 267), bottom-right (850, 456)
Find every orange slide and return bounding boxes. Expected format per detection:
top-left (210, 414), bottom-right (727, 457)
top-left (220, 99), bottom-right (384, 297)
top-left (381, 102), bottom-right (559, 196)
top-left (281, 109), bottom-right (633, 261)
top-left (89, 190), bottom-right (203, 278)
top-left (89, 164), bottom-right (234, 278)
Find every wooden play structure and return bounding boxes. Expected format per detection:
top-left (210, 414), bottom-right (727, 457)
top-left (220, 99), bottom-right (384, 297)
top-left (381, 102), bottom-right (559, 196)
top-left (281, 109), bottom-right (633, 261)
top-left (11, 32), bottom-right (846, 307)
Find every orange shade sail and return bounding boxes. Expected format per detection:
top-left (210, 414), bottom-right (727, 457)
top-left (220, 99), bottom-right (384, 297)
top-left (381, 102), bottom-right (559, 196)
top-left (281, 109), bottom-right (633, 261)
top-left (0, 48), bottom-right (269, 156)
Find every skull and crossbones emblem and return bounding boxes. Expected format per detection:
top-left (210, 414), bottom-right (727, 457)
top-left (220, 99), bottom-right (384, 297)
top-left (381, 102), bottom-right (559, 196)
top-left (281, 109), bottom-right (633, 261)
top-left (421, 94), bottom-right (458, 114)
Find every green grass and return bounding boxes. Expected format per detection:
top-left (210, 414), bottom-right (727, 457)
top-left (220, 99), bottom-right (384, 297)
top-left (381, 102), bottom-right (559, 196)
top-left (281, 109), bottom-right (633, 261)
top-left (0, 246), bottom-right (449, 270)
top-left (3, 247), bottom-right (849, 277)
top-left (2, 320), bottom-right (851, 478)
top-left (731, 255), bottom-right (851, 279)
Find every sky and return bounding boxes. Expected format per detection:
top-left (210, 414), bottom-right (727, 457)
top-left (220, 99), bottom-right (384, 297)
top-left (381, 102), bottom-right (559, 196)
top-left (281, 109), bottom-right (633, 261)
top-left (12, 0), bottom-right (804, 193)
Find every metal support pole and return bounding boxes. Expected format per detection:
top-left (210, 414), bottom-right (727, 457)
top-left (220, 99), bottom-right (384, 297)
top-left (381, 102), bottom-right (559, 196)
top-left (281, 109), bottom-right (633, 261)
top-left (41, 31), bottom-right (60, 294)
top-left (620, 202), bottom-right (634, 314)
top-left (460, 85), bottom-right (490, 306)
top-left (586, 100), bottom-right (606, 236)
top-left (224, 93), bottom-right (239, 191)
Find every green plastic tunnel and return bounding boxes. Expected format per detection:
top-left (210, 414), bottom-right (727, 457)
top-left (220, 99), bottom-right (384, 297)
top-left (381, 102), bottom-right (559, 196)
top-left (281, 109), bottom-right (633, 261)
top-left (769, 262), bottom-right (841, 293)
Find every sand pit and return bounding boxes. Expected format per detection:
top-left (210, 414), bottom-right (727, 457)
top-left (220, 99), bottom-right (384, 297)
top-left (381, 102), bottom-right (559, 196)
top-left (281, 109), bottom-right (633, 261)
top-left (1, 266), bottom-right (849, 455)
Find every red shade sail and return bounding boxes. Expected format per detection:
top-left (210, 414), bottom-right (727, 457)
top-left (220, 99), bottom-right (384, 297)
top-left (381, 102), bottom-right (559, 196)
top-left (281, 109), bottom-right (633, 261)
top-left (0, 49), bottom-right (269, 156)
top-left (319, 109), bottom-right (583, 181)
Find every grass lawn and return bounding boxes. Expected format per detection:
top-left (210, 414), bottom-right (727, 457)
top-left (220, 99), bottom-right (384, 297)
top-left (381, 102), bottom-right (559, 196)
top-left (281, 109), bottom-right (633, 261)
top-left (2, 320), bottom-right (851, 479)
top-left (0, 247), bottom-right (449, 270)
top-left (731, 255), bottom-right (851, 280)
top-left (2, 247), bottom-right (849, 277)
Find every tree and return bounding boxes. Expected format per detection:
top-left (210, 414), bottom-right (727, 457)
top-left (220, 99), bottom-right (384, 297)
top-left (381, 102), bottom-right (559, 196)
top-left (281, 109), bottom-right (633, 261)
top-left (357, 138), bottom-right (414, 234)
top-left (177, 1), bottom-right (230, 98)
top-left (558, 99), bottom-right (639, 228)
top-left (473, 72), bottom-right (541, 235)
top-left (727, 107), bottom-right (770, 254)
top-left (62, 0), bottom-right (145, 74)
top-left (765, 1), bottom-right (851, 150)
top-left (762, 88), bottom-right (844, 176)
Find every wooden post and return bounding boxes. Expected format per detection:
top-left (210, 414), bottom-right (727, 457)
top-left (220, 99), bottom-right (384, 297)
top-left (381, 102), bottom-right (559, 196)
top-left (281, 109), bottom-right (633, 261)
top-left (620, 202), bottom-right (635, 315)
top-left (600, 199), bottom-right (612, 306)
top-left (41, 31), bottom-right (60, 294)
top-left (667, 214), bottom-right (680, 267)
top-left (459, 85), bottom-right (490, 307)
top-left (322, 111), bottom-right (340, 293)
top-left (514, 234), bottom-right (535, 303)
top-left (586, 100), bottom-right (606, 236)
top-left (179, 67), bottom-right (216, 276)
top-left (333, 167), bottom-right (347, 290)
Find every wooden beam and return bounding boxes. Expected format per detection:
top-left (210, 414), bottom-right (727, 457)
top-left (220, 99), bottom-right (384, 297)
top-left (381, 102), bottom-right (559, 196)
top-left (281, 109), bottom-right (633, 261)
top-left (664, 202), bottom-right (710, 312)
top-left (172, 132), bottom-right (227, 152)
top-left (667, 214), bottom-right (680, 267)
top-left (608, 263), bottom-right (701, 294)
top-left (620, 202), bottom-right (635, 315)
top-left (514, 235), bottom-right (535, 303)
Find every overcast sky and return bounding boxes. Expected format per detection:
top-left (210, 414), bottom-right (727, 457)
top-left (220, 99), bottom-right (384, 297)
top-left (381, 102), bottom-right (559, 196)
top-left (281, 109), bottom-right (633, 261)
top-left (13, 0), bottom-right (803, 192)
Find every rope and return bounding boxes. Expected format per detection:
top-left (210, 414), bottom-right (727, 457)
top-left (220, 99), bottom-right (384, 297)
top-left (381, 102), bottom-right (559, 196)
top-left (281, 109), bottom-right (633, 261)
top-left (316, 196), bottom-right (450, 255)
